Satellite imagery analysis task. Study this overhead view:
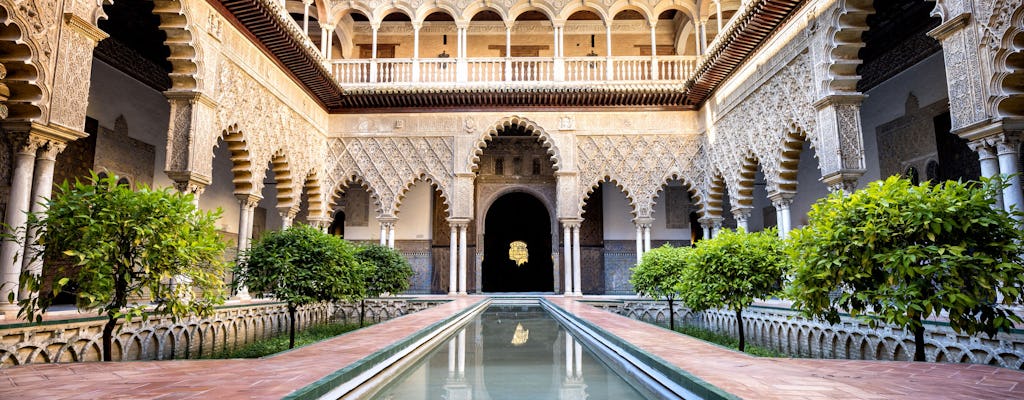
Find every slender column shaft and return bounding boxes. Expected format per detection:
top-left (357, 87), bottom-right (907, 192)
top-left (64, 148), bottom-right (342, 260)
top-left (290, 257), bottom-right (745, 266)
top-left (320, 27), bottom-right (327, 55)
top-left (456, 329), bottom-right (466, 376)
top-left (1, 140), bottom-right (39, 311)
top-left (19, 143), bottom-right (62, 301)
top-left (694, 22), bottom-right (702, 55)
top-left (565, 335), bottom-right (573, 375)
top-left (563, 224), bottom-right (572, 295)
top-left (572, 225), bottom-right (582, 296)
top-left (412, 25), bottom-right (421, 82)
top-left (302, 0), bottom-right (311, 35)
top-left (449, 225), bottom-right (457, 295)
top-left (700, 21), bottom-right (708, 51)
top-left (643, 224), bottom-right (651, 252)
top-left (649, 25), bottom-right (657, 57)
top-left (574, 342), bottom-right (583, 378)
top-left (733, 209), bottom-right (750, 232)
top-left (716, 0), bottom-right (723, 32)
top-left (635, 223), bottom-right (643, 264)
top-left (702, 224), bottom-right (710, 240)
top-left (387, 223), bottom-right (395, 248)
top-left (458, 224), bottom-right (467, 295)
top-left (447, 338), bottom-right (456, 376)
top-left (975, 142), bottom-right (1003, 209)
top-left (371, 27), bottom-right (378, 59)
top-left (379, 222), bottom-right (387, 246)
top-left (237, 201), bottom-right (252, 252)
top-left (998, 138), bottom-right (1024, 219)
top-left (605, 23), bottom-right (613, 80)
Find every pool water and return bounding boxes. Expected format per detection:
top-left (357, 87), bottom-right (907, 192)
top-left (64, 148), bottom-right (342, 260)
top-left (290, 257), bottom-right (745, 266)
top-left (369, 305), bottom-right (647, 399)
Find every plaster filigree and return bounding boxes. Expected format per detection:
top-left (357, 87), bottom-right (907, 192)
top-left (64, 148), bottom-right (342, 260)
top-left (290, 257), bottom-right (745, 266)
top-left (0, 63), bottom-right (8, 120)
top-left (153, 0), bottom-right (205, 91)
top-left (211, 60), bottom-right (326, 210)
top-left (575, 134), bottom-right (704, 219)
top-left (326, 136), bottom-right (454, 217)
top-left (707, 50), bottom-right (820, 204)
top-left (1, 0), bottom-right (56, 122)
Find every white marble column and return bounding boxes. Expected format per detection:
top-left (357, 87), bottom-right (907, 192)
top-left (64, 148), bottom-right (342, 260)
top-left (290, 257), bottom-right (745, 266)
top-left (642, 222), bottom-right (651, 253)
top-left (302, 0), bottom-right (312, 35)
top-left (571, 223), bottom-right (582, 296)
top-left (456, 328), bottom-right (466, 376)
top-left (605, 22), bottom-right (614, 80)
top-left (412, 23), bottom-right (421, 82)
top-left (634, 223), bottom-right (643, 264)
top-left (504, 25), bottom-right (512, 81)
top-left (456, 25), bottom-right (468, 82)
top-left (996, 134), bottom-right (1024, 219)
top-left (563, 222), bottom-right (572, 295)
top-left (732, 207), bottom-right (751, 232)
top-left (387, 221), bottom-right (396, 248)
top-left (649, 23), bottom-right (658, 79)
top-left (20, 142), bottom-right (65, 287)
top-left (379, 222), bottom-right (387, 246)
top-left (970, 139), bottom-right (1004, 210)
top-left (234, 194), bottom-right (260, 300)
top-left (279, 206), bottom-right (298, 229)
top-left (770, 194), bottom-right (794, 237)
top-left (449, 224), bottom-right (457, 296)
top-left (458, 222), bottom-right (468, 295)
top-left (715, 0), bottom-right (723, 32)
top-left (0, 138), bottom-right (41, 313)
top-left (700, 219), bottom-right (711, 240)
top-left (447, 337), bottom-right (457, 377)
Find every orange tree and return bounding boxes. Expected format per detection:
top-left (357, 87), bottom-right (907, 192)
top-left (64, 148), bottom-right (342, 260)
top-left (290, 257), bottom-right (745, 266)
top-left (630, 245), bottom-right (689, 330)
top-left (680, 228), bottom-right (788, 352)
top-left (14, 173), bottom-right (227, 361)
top-left (787, 177), bottom-right (1024, 361)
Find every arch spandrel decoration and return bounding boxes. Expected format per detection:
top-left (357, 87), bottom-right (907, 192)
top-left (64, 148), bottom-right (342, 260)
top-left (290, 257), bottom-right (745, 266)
top-left (575, 134), bottom-right (704, 219)
top-left (209, 60), bottom-right (325, 202)
top-left (326, 136), bottom-right (454, 217)
top-left (707, 50), bottom-right (822, 201)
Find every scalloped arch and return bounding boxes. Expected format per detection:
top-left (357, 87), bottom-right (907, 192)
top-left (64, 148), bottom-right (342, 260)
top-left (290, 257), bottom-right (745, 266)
top-left (153, 0), bottom-right (204, 91)
top-left (393, 172), bottom-right (452, 218)
top-left (468, 115), bottom-right (562, 172)
top-left (989, 3), bottom-right (1024, 118)
top-left (578, 174), bottom-right (638, 219)
top-left (327, 173), bottom-right (385, 218)
top-left (0, 5), bottom-right (45, 122)
top-left (216, 126), bottom-right (255, 195)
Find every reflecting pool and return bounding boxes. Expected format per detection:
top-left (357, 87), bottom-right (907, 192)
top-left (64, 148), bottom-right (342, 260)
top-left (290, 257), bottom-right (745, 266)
top-left (369, 305), bottom-right (647, 399)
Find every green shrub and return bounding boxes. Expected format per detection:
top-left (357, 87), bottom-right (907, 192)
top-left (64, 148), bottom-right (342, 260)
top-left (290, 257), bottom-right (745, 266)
top-left (355, 244), bottom-right (413, 326)
top-left (630, 245), bottom-right (689, 330)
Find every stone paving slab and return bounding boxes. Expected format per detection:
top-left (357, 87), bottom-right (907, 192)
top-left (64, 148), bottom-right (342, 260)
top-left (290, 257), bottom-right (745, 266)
top-left (3, 296), bottom-right (1024, 399)
top-left (0, 297), bottom-right (484, 400)
top-left (546, 297), bottom-right (1024, 400)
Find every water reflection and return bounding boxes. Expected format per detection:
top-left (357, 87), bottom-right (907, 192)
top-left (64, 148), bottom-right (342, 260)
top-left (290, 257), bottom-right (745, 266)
top-left (369, 306), bottom-right (644, 400)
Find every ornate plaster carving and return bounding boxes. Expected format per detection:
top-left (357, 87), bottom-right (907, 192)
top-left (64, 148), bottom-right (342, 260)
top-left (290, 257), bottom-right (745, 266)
top-left (325, 136), bottom-right (454, 218)
top-left (467, 115), bottom-right (562, 173)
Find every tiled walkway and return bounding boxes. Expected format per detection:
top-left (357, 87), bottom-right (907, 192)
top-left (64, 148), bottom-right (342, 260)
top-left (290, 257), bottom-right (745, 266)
top-left (2, 297), bottom-right (1023, 399)
top-left (547, 297), bottom-right (1024, 399)
top-left (0, 297), bottom-right (484, 400)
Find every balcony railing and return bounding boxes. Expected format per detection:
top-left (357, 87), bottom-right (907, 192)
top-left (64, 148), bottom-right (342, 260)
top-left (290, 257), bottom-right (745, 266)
top-left (331, 56), bottom-right (700, 85)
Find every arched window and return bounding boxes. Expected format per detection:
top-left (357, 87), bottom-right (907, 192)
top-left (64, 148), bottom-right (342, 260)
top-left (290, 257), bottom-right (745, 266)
top-left (926, 160), bottom-right (939, 183)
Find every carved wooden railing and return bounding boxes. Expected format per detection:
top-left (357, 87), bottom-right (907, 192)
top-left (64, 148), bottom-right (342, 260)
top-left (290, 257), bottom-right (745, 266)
top-left (331, 55), bottom-right (700, 85)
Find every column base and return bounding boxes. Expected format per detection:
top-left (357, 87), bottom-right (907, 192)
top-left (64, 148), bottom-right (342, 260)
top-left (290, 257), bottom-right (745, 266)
top-left (571, 292), bottom-right (583, 297)
top-left (0, 303), bottom-right (21, 320)
top-left (448, 291), bottom-right (457, 296)
top-left (230, 290), bottom-right (252, 301)
top-left (457, 291), bottom-right (467, 296)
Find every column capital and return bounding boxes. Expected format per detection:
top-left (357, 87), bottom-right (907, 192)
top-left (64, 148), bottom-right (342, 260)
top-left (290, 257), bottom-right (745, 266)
top-left (968, 138), bottom-right (998, 158)
top-left (731, 206), bottom-right (752, 220)
top-left (235, 193), bottom-right (262, 208)
top-left (812, 93), bottom-right (866, 110)
top-left (926, 12), bottom-right (970, 41)
top-left (560, 218), bottom-right (583, 228)
top-left (278, 204), bottom-right (300, 219)
top-left (821, 171), bottom-right (861, 194)
top-left (378, 215), bottom-right (398, 224)
top-left (302, 0), bottom-right (314, 5)
top-left (632, 217), bottom-right (653, 226)
top-left (164, 89), bottom-right (219, 109)
top-left (167, 171), bottom-right (211, 197)
top-left (767, 191), bottom-right (795, 205)
top-left (995, 132), bottom-right (1022, 155)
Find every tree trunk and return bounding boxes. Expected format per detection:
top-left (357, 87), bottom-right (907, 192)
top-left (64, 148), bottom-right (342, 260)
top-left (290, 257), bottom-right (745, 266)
top-left (667, 298), bottom-right (675, 331)
top-left (102, 314), bottom-right (118, 362)
top-left (288, 304), bottom-right (297, 349)
top-left (360, 299), bottom-right (366, 327)
top-left (913, 314), bottom-right (926, 361)
top-left (736, 309), bottom-right (746, 353)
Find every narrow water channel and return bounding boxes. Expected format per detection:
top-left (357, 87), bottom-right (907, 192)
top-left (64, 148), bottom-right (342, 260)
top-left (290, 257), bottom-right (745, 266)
top-left (369, 305), bottom-right (647, 399)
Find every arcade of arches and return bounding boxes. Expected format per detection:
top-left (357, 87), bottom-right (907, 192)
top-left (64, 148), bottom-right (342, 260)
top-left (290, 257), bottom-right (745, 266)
top-left (0, 0), bottom-right (1022, 306)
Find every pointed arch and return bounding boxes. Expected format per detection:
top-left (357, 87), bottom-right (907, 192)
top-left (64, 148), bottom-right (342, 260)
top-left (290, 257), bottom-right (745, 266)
top-left (268, 150), bottom-right (296, 209)
top-left (579, 175), bottom-right (638, 219)
top-left (301, 169), bottom-right (326, 221)
top-left (988, 3), bottom-right (1024, 118)
top-left (775, 122), bottom-right (819, 194)
top-left (153, 0), bottom-right (204, 91)
top-left (217, 126), bottom-right (255, 195)
top-left (468, 115), bottom-right (562, 172)
top-left (327, 173), bottom-right (384, 218)
top-left (0, 5), bottom-right (45, 121)
top-left (730, 153), bottom-right (759, 209)
top-left (649, 171), bottom-right (703, 220)
top-left (817, 0), bottom-right (874, 96)
top-left (393, 172), bottom-right (452, 218)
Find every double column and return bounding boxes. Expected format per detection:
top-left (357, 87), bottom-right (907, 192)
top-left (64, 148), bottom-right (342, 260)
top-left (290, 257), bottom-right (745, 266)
top-left (731, 207), bottom-right (752, 233)
top-left (378, 217), bottom-right (397, 248)
top-left (697, 216), bottom-right (723, 240)
top-left (970, 134), bottom-right (1024, 219)
top-left (448, 218), bottom-right (469, 295)
top-left (769, 193), bottom-right (794, 237)
top-left (561, 219), bottom-right (583, 296)
top-left (633, 218), bottom-right (652, 265)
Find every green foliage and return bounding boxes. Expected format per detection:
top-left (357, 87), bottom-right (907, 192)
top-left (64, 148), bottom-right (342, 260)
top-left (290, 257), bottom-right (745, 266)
top-left (787, 176), bottom-right (1024, 341)
top-left (205, 321), bottom-right (364, 359)
top-left (630, 244), bottom-right (688, 302)
top-left (15, 173), bottom-right (227, 361)
top-left (18, 172), bottom-right (228, 322)
top-left (356, 244), bottom-right (413, 297)
top-left (680, 228), bottom-right (788, 314)
top-left (672, 324), bottom-right (789, 358)
top-left (237, 225), bottom-right (369, 306)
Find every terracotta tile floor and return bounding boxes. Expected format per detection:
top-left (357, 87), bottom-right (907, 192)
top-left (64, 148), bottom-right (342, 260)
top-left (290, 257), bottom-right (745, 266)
top-left (0, 297), bottom-right (484, 400)
top-left (2, 297), bottom-right (1023, 399)
top-left (546, 297), bottom-right (1024, 400)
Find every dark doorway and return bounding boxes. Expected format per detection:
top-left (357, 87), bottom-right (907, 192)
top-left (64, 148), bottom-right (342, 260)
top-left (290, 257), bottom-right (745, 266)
top-left (482, 192), bottom-right (553, 292)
